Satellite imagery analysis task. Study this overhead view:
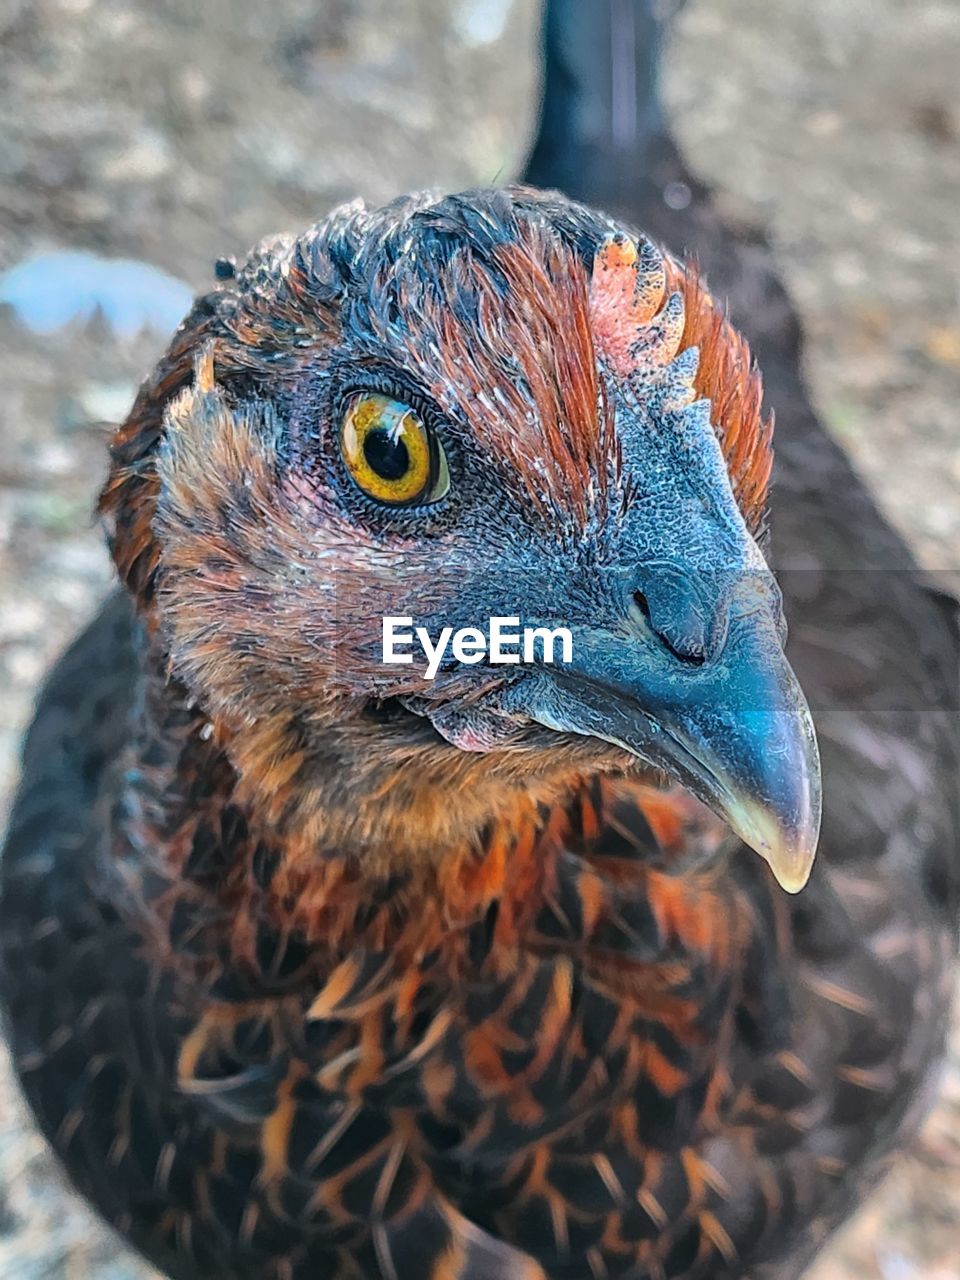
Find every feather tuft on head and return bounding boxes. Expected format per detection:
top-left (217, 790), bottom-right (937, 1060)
top-left (589, 230), bottom-right (773, 537)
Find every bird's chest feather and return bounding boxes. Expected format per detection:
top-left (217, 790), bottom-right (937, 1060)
top-left (112, 773), bottom-right (768, 1180)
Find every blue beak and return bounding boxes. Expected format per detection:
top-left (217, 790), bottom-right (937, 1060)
top-left (516, 578), bottom-right (821, 893)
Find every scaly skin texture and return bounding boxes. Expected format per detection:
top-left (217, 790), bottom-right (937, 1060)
top-left (0, 179), bottom-right (957, 1280)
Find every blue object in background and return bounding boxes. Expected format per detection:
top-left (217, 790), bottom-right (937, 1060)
top-left (455, 0), bottom-right (513, 45)
top-left (0, 250), bottom-right (193, 337)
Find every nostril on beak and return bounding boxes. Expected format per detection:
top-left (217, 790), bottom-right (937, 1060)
top-left (632, 590), bottom-right (652, 623)
top-left (632, 590), bottom-right (707, 667)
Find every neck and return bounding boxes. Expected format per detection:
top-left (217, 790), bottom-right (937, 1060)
top-left (523, 0), bottom-right (682, 205)
top-left (132, 609), bottom-right (641, 873)
top-left (119, 634), bottom-right (590, 887)
top-left (114, 633), bottom-right (745, 1057)
top-left (115, 648), bottom-right (559, 972)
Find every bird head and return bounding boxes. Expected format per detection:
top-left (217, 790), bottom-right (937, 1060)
top-left (101, 188), bottom-right (820, 891)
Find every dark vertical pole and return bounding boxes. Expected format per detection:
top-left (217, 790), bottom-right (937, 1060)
top-left (522, 0), bottom-right (686, 207)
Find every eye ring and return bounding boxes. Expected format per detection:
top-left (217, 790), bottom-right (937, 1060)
top-left (339, 391), bottom-right (450, 507)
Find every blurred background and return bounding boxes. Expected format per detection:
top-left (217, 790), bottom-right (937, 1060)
top-left (0, 0), bottom-right (958, 1275)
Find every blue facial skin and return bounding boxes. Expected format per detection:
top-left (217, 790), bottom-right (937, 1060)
top-left (387, 346), bottom-right (820, 893)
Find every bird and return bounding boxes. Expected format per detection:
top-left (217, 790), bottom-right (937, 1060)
top-left (1, 3), bottom-right (957, 1280)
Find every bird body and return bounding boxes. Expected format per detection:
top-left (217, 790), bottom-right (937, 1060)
top-left (2, 5), bottom-right (958, 1280)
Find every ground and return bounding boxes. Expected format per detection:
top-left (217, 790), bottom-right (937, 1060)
top-left (0, 1), bottom-right (957, 1276)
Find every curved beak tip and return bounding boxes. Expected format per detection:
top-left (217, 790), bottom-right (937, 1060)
top-left (754, 827), bottom-right (819, 895)
top-left (725, 782), bottom-right (821, 895)
top-left (512, 606), bottom-right (824, 894)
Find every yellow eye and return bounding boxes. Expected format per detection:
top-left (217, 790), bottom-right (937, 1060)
top-left (340, 392), bottom-right (450, 507)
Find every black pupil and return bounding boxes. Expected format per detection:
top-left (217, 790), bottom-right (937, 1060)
top-left (363, 426), bottom-right (411, 482)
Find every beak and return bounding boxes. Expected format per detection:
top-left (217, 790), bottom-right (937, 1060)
top-left (516, 588), bottom-right (821, 893)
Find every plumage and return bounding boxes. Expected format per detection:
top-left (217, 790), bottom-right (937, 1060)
top-left (1, 4), bottom-right (957, 1280)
